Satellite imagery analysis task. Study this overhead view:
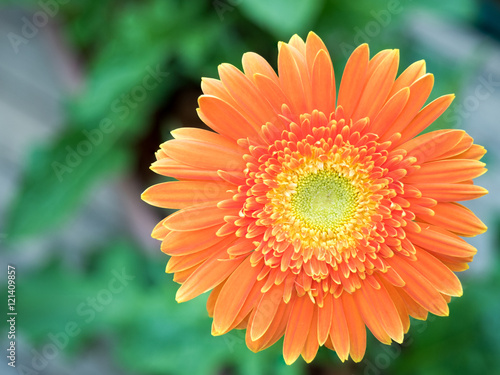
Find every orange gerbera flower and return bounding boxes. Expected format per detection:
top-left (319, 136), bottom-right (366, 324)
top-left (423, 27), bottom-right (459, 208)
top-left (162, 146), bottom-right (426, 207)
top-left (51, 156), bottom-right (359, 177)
top-left (142, 32), bottom-right (488, 364)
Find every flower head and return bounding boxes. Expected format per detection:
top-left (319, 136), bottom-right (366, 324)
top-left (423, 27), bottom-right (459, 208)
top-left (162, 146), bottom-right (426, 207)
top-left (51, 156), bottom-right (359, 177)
top-left (142, 32), bottom-right (488, 364)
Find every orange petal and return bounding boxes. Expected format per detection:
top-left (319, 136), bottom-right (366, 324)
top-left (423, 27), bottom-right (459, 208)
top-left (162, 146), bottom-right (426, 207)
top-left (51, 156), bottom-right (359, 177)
top-left (451, 144), bottom-right (486, 160)
top-left (412, 247), bottom-right (463, 296)
top-left (288, 34), bottom-right (306, 55)
top-left (171, 126), bottom-right (239, 146)
top-left (379, 266), bottom-right (406, 287)
top-left (218, 63), bottom-right (278, 129)
top-left (242, 52), bottom-right (279, 85)
top-left (438, 133), bottom-right (474, 160)
top-left (247, 299), bottom-right (290, 352)
top-left (151, 217), bottom-right (170, 240)
top-left (201, 77), bottom-right (239, 107)
top-left (165, 235), bottom-right (235, 272)
top-left (353, 288), bottom-right (391, 345)
top-left (224, 279), bottom-right (266, 332)
top-left (162, 225), bottom-right (224, 256)
top-left (370, 87), bottom-right (410, 136)
top-left (411, 182), bottom-right (488, 201)
top-left (397, 94), bottom-right (455, 145)
top-left (330, 295), bottom-right (350, 362)
top-left (397, 287), bottom-right (429, 320)
top-left (162, 137), bottom-right (246, 171)
top-left (259, 303), bottom-right (293, 351)
top-left (150, 157), bottom-right (221, 180)
top-left (431, 253), bottom-right (471, 272)
top-left (377, 276), bottom-right (410, 333)
top-left (352, 50), bottom-right (399, 121)
top-left (253, 73), bottom-right (292, 118)
top-left (341, 292), bottom-right (366, 362)
top-left (404, 159), bottom-right (486, 184)
top-left (301, 306), bottom-right (320, 363)
top-left (317, 293), bottom-right (333, 346)
top-left (172, 264), bottom-right (198, 284)
top-left (389, 59), bottom-right (426, 98)
top-left (283, 296), bottom-right (314, 365)
top-left (337, 44), bottom-right (370, 119)
top-left (217, 169), bottom-right (246, 186)
top-left (163, 203), bottom-right (234, 231)
top-left (286, 40), bottom-right (310, 88)
top-left (166, 239), bottom-right (227, 273)
top-left (278, 43), bottom-right (308, 114)
top-left (227, 237), bottom-right (256, 257)
top-left (442, 293), bottom-right (452, 303)
top-left (380, 74), bottom-right (434, 141)
top-left (305, 31), bottom-right (331, 71)
top-left (141, 181), bottom-right (234, 209)
top-left (362, 281), bottom-right (404, 343)
top-left (400, 129), bottom-right (467, 163)
top-left (154, 148), bottom-right (168, 160)
top-left (198, 95), bottom-right (260, 140)
top-left (250, 282), bottom-right (285, 341)
top-left (417, 202), bottom-right (487, 237)
top-left (207, 280), bottom-right (226, 317)
top-left (176, 254), bottom-right (243, 302)
top-left (407, 224), bottom-right (477, 258)
top-left (311, 49), bottom-right (336, 115)
top-left (385, 255), bottom-right (449, 316)
top-left (212, 257), bottom-right (264, 335)
top-left (366, 49), bottom-right (393, 76)
top-left (234, 316), bottom-right (250, 329)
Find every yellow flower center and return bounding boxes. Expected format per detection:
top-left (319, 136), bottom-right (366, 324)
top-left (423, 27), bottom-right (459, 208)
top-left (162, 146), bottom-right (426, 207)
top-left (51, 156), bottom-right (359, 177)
top-left (265, 144), bottom-right (382, 262)
top-left (291, 170), bottom-right (359, 231)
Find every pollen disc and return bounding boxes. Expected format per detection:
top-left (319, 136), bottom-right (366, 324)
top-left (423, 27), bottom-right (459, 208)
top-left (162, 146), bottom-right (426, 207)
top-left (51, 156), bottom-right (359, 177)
top-left (291, 170), bottom-right (359, 231)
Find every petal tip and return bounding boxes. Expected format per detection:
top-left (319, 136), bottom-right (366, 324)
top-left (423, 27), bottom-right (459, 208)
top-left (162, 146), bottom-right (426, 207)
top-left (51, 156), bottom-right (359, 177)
top-left (175, 294), bottom-right (184, 304)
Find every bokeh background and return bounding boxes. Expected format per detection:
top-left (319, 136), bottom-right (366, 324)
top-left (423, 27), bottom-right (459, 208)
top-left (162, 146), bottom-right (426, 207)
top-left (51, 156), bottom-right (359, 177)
top-left (1, 0), bottom-right (500, 374)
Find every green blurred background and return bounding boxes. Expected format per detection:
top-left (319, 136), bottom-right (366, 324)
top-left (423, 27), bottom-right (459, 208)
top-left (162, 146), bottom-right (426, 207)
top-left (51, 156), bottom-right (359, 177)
top-left (1, 0), bottom-right (500, 374)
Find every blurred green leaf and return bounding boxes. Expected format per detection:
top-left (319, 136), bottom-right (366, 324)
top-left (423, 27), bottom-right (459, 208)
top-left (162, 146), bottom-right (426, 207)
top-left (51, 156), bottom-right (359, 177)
top-left (5, 133), bottom-right (129, 239)
top-left (238, 0), bottom-right (324, 39)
